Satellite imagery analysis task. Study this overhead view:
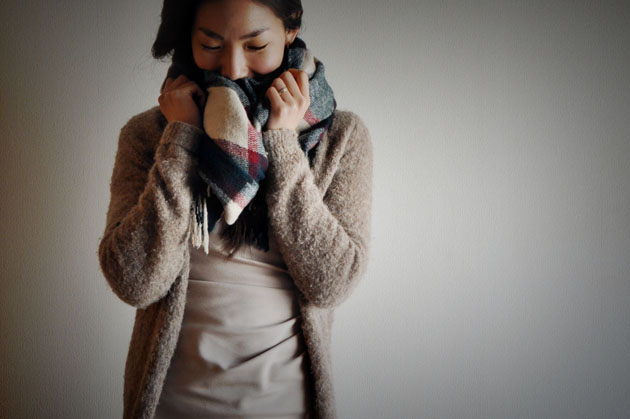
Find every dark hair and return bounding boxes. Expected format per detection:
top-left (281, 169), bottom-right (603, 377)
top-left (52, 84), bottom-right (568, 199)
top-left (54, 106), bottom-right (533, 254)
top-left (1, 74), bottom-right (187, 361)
top-left (152, 0), bottom-right (303, 81)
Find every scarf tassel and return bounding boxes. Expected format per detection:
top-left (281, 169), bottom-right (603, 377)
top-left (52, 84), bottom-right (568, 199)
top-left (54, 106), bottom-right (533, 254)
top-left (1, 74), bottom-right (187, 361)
top-left (190, 185), bottom-right (213, 254)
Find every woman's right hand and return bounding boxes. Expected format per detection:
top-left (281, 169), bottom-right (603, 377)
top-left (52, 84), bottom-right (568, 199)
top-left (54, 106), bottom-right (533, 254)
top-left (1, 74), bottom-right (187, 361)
top-left (158, 74), bottom-right (206, 130)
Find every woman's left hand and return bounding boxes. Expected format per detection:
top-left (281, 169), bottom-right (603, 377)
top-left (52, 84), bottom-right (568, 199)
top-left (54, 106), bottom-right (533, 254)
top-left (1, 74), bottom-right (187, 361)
top-left (265, 68), bottom-right (310, 131)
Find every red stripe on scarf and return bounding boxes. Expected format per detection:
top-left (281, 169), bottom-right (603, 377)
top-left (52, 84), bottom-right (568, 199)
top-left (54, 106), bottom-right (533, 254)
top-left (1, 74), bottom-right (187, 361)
top-left (215, 138), bottom-right (254, 161)
top-left (233, 190), bottom-right (248, 207)
top-left (304, 109), bottom-right (320, 126)
top-left (247, 124), bottom-right (260, 178)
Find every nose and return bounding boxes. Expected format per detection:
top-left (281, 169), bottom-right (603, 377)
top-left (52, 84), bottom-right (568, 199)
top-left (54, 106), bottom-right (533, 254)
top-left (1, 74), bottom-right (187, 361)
top-left (220, 48), bottom-right (248, 80)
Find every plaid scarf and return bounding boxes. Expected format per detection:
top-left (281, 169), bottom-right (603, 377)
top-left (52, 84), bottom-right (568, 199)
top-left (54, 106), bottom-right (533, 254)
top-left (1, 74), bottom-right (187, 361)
top-left (184, 38), bottom-right (336, 254)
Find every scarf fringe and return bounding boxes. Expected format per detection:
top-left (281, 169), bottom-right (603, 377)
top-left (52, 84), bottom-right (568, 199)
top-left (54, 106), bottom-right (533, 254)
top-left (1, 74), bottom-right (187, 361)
top-left (190, 185), bottom-right (212, 255)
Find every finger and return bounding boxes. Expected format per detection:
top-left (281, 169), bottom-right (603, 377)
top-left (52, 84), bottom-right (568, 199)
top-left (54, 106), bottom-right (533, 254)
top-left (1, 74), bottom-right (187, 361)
top-left (176, 81), bottom-right (204, 99)
top-left (283, 70), bottom-right (309, 106)
top-left (272, 78), bottom-right (287, 94)
top-left (272, 83), bottom-right (293, 103)
top-left (172, 80), bottom-right (203, 100)
top-left (161, 76), bottom-right (174, 93)
top-left (266, 86), bottom-right (285, 110)
top-left (273, 85), bottom-right (293, 104)
top-left (181, 80), bottom-right (202, 91)
top-left (162, 77), bottom-right (182, 93)
top-left (280, 71), bottom-right (302, 98)
top-left (286, 69), bottom-right (309, 96)
top-left (295, 71), bottom-right (310, 99)
top-left (166, 74), bottom-right (190, 91)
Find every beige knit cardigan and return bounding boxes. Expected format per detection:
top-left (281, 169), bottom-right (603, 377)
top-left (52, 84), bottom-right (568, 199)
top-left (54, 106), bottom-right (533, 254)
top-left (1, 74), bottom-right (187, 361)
top-left (98, 106), bottom-right (373, 419)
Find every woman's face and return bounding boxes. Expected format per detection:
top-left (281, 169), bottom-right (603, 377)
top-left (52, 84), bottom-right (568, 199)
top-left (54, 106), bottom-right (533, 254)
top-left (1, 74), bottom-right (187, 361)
top-left (191, 0), bottom-right (298, 80)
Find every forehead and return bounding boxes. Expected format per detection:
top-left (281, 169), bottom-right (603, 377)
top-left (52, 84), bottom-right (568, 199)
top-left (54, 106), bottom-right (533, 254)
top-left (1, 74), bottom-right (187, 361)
top-left (194, 0), bottom-right (284, 36)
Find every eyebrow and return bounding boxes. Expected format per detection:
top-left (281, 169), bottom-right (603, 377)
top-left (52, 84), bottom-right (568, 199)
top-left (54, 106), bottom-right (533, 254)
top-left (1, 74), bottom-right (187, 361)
top-left (197, 27), bottom-right (269, 40)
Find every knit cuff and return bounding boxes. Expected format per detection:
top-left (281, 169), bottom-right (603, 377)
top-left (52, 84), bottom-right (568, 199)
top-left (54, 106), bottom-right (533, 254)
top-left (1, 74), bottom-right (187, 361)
top-left (262, 129), bottom-right (303, 164)
top-left (161, 121), bottom-right (204, 154)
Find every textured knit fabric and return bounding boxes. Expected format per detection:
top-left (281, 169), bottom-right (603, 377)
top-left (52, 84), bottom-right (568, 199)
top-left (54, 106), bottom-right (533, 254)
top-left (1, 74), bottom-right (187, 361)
top-left (98, 106), bottom-right (372, 419)
top-left (154, 218), bottom-right (311, 418)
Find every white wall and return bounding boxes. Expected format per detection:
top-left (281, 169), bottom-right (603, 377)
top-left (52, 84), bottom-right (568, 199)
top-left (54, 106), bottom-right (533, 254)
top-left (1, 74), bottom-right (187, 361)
top-left (1, 0), bottom-right (629, 418)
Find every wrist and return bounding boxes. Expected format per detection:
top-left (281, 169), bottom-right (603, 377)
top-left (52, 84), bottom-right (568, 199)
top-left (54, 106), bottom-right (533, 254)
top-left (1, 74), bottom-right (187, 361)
top-left (266, 117), bottom-right (299, 131)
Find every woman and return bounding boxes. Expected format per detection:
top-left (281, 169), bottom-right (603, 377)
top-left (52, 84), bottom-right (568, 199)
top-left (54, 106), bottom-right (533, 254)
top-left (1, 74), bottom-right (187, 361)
top-left (98, 0), bottom-right (372, 417)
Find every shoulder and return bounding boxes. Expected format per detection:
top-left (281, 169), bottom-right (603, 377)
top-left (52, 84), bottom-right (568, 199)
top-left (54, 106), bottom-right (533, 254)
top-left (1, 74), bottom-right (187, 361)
top-left (330, 109), bottom-right (369, 136)
top-left (310, 109), bottom-right (372, 188)
top-left (326, 109), bottom-right (372, 157)
top-left (117, 106), bottom-right (167, 154)
top-left (120, 106), bottom-right (167, 140)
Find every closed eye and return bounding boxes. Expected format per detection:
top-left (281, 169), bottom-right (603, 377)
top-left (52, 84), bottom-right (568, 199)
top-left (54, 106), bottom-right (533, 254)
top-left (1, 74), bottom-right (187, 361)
top-left (247, 44), bottom-right (268, 51)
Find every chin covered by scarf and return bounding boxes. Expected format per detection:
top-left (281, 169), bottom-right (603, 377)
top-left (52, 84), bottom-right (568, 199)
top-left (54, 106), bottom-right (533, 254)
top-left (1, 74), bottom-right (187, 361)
top-left (166, 38), bottom-right (336, 253)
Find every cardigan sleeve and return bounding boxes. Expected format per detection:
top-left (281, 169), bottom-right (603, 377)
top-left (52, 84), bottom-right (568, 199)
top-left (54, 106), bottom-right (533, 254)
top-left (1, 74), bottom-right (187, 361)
top-left (98, 113), bottom-right (204, 309)
top-left (262, 113), bottom-right (373, 308)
